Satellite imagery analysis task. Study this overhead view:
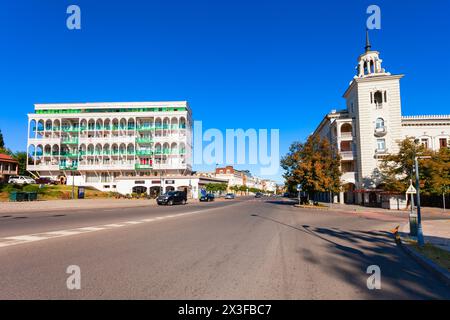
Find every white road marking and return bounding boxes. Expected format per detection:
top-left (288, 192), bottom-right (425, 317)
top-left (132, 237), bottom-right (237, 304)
top-left (4, 235), bottom-right (47, 242)
top-left (0, 201), bottom-right (243, 249)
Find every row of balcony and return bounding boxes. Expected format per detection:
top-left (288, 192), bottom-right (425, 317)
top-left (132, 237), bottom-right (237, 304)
top-left (29, 162), bottom-right (187, 171)
top-left (34, 149), bottom-right (186, 157)
top-left (36, 124), bottom-right (187, 133)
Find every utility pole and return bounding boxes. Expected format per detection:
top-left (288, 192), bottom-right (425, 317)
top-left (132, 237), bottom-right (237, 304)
top-left (414, 155), bottom-right (430, 246)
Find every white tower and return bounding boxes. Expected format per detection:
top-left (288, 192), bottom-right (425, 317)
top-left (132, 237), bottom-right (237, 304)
top-left (343, 30), bottom-right (404, 191)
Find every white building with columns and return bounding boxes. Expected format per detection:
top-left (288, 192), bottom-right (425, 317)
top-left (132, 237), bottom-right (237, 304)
top-left (26, 101), bottom-right (196, 197)
top-left (312, 31), bottom-right (450, 206)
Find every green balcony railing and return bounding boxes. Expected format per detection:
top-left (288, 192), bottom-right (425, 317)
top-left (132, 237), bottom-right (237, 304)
top-left (60, 151), bottom-right (79, 157)
top-left (52, 127), bottom-right (61, 131)
top-left (61, 138), bottom-right (79, 144)
top-left (137, 125), bottom-right (154, 131)
top-left (61, 127), bottom-right (80, 133)
top-left (59, 164), bottom-right (78, 170)
top-left (136, 150), bottom-right (153, 156)
top-left (136, 137), bottom-right (153, 144)
top-left (135, 163), bottom-right (152, 170)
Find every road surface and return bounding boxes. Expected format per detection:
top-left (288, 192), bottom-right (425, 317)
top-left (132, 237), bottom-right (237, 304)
top-left (0, 197), bottom-right (449, 299)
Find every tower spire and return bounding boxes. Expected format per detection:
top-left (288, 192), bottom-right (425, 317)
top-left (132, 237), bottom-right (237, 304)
top-left (365, 28), bottom-right (371, 52)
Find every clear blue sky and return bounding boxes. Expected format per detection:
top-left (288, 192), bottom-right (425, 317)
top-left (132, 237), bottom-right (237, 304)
top-left (1, 0), bottom-right (449, 182)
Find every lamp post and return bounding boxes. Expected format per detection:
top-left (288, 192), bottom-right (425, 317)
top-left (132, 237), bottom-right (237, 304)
top-left (414, 155), bottom-right (431, 246)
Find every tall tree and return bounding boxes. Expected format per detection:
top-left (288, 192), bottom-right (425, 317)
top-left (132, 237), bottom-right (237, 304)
top-left (380, 138), bottom-right (450, 195)
top-left (13, 152), bottom-right (28, 176)
top-left (0, 129), bottom-right (4, 149)
top-left (380, 138), bottom-right (429, 192)
top-left (281, 135), bottom-right (341, 200)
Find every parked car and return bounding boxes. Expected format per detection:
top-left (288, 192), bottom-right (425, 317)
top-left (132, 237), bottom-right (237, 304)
top-left (224, 193), bottom-right (235, 199)
top-left (8, 175), bottom-right (36, 185)
top-left (35, 177), bottom-right (58, 185)
top-left (199, 193), bottom-right (215, 202)
top-left (255, 192), bottom-right (263, 198)
top-left (156, 191), bottom-right (187, 205)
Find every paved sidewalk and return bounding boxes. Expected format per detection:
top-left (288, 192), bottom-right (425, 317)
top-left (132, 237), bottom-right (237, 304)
top-left (401, 219), bottom-right (450, 252)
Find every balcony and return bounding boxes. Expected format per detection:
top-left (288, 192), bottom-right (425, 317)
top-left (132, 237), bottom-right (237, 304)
top-left (342, 172), bottom-right (357, 183)
top-left (61, 127), bottom-right (80, 133)
top-left (340, 132), bottom-right (353, 140)
top-left (61, 138), bottom-right (79, 144)
top-left (340, 151), bottom-right (355, 160)
top-left (135, 163), bottom-right (152, 170)
top-left (27, 164), bottom-right (59, 171)
top-left (136, 150), bottom-right (153, 156)
top-left (136, 137), bottom-right (153, 144)
top-left (59, 164), bottom-right (78, 170)
top-left (374, 126), bottom-right (387, 137)
top-left (60, 152), bottom-right (79, 158)
top-left (137, 126), bottom-right (154, 131)
top-left (78, 163), bottom-right (135, 171)
top-left (375, 148), bottom-right (389, 155)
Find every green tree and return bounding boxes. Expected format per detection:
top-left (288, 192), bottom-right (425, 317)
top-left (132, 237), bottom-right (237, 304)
top-left (13, 151), bottom-right (28, 175)
top-left (0, 129), bottom-right (4, 149)
top-left (280, 135), bottom-right (341, 200)
top-left (380, 138), bottom-right (450, 196)
top-left (380, 138), bottom-right (429, 192)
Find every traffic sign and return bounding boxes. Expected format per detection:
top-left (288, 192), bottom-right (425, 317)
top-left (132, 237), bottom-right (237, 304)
top-left (406, 184), bottom-right (417, 194)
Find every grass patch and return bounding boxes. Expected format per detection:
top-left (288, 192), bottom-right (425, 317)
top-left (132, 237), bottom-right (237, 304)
top-left (0, 184), bottom-right (112, 201)
top-left (407, 241), bottom-right (450, 272)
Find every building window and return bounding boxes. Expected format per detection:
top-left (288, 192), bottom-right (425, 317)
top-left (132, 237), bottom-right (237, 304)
top-left (376, 139), bottom-right (386, 151)
top-left (421, 138), bottom-right (429, 149)
top-left (373, 91), bottom-right (383, 108)
top-left (439, 138), bottom-right (448, 149)
top-left (375, 118), bottom-right (385, 129)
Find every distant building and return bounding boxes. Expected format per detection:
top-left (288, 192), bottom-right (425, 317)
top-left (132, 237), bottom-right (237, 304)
top-left (312, 31), bottom-right (450, 206)
top-left (0, 154), bottom-right (19, 183)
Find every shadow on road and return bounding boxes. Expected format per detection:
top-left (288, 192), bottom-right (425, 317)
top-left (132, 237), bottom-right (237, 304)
top-left (251, 213), bottom-right (450, 299)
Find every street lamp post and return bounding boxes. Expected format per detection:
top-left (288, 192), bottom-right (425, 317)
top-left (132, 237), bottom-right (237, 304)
top-left (414, 155), bottom-right (430, 246)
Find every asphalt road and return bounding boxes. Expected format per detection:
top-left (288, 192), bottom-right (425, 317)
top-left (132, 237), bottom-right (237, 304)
top-left (0, 197), bottom-right (449, 299)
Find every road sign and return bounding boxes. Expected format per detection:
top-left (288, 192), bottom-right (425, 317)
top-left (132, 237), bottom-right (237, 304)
top-left (406, 184), bottom-right (417, 194)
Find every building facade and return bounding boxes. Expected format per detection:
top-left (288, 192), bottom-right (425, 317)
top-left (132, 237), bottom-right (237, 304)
top-left (0, 154), bottom-right (19, 183)
top-left (312, 32), bottom-right (450, 205)
top-left (27, 101), bottom-right (193, 195)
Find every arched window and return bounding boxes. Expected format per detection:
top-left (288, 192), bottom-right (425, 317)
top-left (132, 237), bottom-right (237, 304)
top-left (375, 118), bottom-right (385, 129)
top-left (373, 91), bottom-right (383, 107)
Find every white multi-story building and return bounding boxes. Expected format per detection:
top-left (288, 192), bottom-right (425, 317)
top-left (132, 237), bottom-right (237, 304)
top-left (313, 32), bottom-right (450, 206)
top-left (27, 101), bottom-right (193, 196)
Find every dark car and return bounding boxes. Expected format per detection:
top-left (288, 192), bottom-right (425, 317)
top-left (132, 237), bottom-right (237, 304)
top-left (35, 177), bottom-right (58, 185)
top-left (157, 191), bottom-right (187, 205)
top-left (199, 193), bottom-right (215, 202)
top-left (255, 192), bottom-right (263, 198)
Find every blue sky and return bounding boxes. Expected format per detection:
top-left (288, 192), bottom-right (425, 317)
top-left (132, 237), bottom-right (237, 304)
top-left (1, 0), bottom-right (449, 182)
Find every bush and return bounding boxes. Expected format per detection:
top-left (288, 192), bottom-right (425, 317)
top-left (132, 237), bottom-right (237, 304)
top-left (23, 184), bottom-right (45, 193)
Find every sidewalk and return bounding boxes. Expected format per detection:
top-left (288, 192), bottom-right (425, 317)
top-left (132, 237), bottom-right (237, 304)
top-left (401, 220), bottom-right (450, 253)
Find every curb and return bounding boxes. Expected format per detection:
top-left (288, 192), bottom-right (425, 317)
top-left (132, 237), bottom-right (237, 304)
top-left (393, 232), bottom-right (450, 287)
top-left (293, 204), bottom-right (329, 210)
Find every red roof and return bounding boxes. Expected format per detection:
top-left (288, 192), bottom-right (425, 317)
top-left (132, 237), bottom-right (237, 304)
top-left (0, 153), bottom-right (18, 163)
